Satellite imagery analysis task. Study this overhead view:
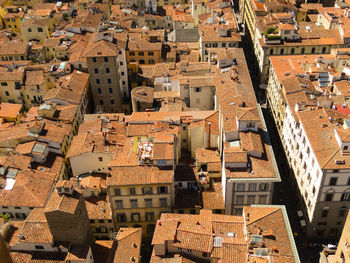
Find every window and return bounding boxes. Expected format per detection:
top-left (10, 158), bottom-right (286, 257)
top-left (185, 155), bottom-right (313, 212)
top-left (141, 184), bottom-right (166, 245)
top-left (122, 81), bottom-right (126, 85)
top-left (246, 122), bottom-right (255, 128)
top-left (35, 245), bottom-right (44, 250)
top-left (325, 193), bottom-right (333, 201)
top-left (247, 195), bottom-right (255, 204)
top-left (291, 48), bottom-right (295, 54)
top-left (229, 42), bottom-right (235, 47)
top-left (129, 52), bottom-right (135, 56)
top-left (131, 213), bottom-right (140, 222)
top-left (212, 43), bottom-right (218, 48)
top-left (321, 210), bottom-right (328, 218)
top-left (258, 195), bottom-right (267, 204)
top-left (90, 219), bottom-right (95, 223)
top-left (28, 28), bottom-right (32, 32)
top-left (114, 189), bottom-right (121, 196)
top-left (139, 59), bottom-right (145, 64)
top-left (1, 82), bottom-right (7, 86)
top-left (260, 184), bottom-right (269, 191)
top-left (233, 196), bottom-right (244, 207)
top-left (106, 68), bottom-right (110, 74)
top-left (160, 198), bottom-right (167, 207)
top-left (138, 51), bottom-right (144, 56)
top-left (341, 192), bottom-right (350, 201)
top-left (149, 59), bottom-right (155, 64)
top-left (222, 43), bottom-right (226, 48)
top-left (148, 51), bottom-right (154, 56)
top-left (311, 47), bottom-right (315, 54)
top-left (248, 183), bottom-right (256, 191)
top-left (98, 157), bottom-right (103, 162)
top-left (5, 91), bottom-right (9, 96)
top-left (111, 99), bottom-right (115, 105)
top-left (270, 49), bottom-right (273, 55)
top-left (115, 200), bottom-right (123, 209)
top-left (97, 88), bottom-right (102, 94)
top-left (301, 48), bottom-right (305, 54)
top-left (178, 247), bottom-right (182, 251)
top-left (130, 199), bottom-right (138, 208)
top-left (109, 88), bottom-right (113, 94)
top-left (143, 187), bottom-right (152, 194)
top-left (339, 207), bottom-right (347, 217)
top-left (322, 47), bottom-right (326, 53)
top-left (94, 68), bottom-right (99, 74)
top-left (158, 186), bottom-right (168, 194)
top-left (146, 212), bottom-right (154, 221)
top-left (280, 48), bottom-right (284, 55)
top-left (96, 79), bottom-right (100, 84)
top-left (344, 146), bottom-right (348, 151)
top-left (104, 57), bottom-right (108, 62)
top-left (107, 79), bottom-right (111, 84)
top-left (187, 249), bottom-right (192, 253)
top-left (329, 177), bottom-right (338, 186)
top-left (237, 184), bottom-right (245, 192)
top-left (98, 219), bottom-right (104, 223)
top-left (145, 199), bottom-right (152, 208)
top-left (117, 213), bottom-right (126, 222)
top-left (195, 87), bottom-right (201, 92)
top-left (147, 224), bottom-right (155, 233)
top-left (37, 27), bottom-right (43, 32)
top-left (121, 71), bottom-right (125, 76)
top-left (130, 188), bottom-right (136, 195)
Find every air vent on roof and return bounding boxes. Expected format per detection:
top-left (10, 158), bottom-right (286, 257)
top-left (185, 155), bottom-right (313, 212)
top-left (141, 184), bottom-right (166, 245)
top-left (254, 248), bottom-right (270, 256)
top-left (6, 170), bottom-right (18, 179)
top-left (214, 237), bottom-right (222, 247)
top-left (321, 124), bottom-right (328, 128)
top-left (18, 234), bottom-right (25, 240)
top-left (227, 232), bottom-right (235, 237)
top-left (250, 235), bottom-right (264, 245)
top-left (97, 52), bottom-right (102, 55)
top-left (335, 160), bottom-right (345, 165)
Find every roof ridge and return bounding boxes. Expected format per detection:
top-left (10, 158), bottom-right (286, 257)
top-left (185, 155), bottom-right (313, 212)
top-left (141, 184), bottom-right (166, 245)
top-left (246, 208), bottom-right (280, 225)
top-left (116, 227), bottom-right (141, 240)
top-left (321, 147), bottom-right (341, 169)
top-left (22, 180), bottom-right (44, 207)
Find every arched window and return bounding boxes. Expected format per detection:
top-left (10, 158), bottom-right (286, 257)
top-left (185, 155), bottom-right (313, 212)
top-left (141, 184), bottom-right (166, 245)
top-left (341, 189), bottom-right (350, 201)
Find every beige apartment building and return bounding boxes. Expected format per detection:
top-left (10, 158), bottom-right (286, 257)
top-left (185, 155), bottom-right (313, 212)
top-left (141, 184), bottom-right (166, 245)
top-left (84, 33), bottom-right (129, 113)
top-left (267, 52), bottom-right (350, 238)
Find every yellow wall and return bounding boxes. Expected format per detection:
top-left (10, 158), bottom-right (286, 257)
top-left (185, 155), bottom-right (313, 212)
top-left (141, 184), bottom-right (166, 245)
top-left (109, 184), bottom-right (172, 239)
top-left (20, 22), bottom-right (50, 44)
top-left (126, 50), bottom-right (161, 65)
top-left (4, 14), bottom-right (22, 32)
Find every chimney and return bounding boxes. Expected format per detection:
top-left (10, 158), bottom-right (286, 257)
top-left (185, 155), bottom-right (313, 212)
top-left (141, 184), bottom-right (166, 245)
top-left (208, 121), bottom-right (211, 148)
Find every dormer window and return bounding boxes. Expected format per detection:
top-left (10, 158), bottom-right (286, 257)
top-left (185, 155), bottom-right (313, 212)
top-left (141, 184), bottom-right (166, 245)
top-left (246, 122), bottom-right (255, 128)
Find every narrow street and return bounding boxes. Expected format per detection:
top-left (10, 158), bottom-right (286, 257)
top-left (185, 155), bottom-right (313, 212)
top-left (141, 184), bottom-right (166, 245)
top-left (239, 25), bottom-right (325, 262)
